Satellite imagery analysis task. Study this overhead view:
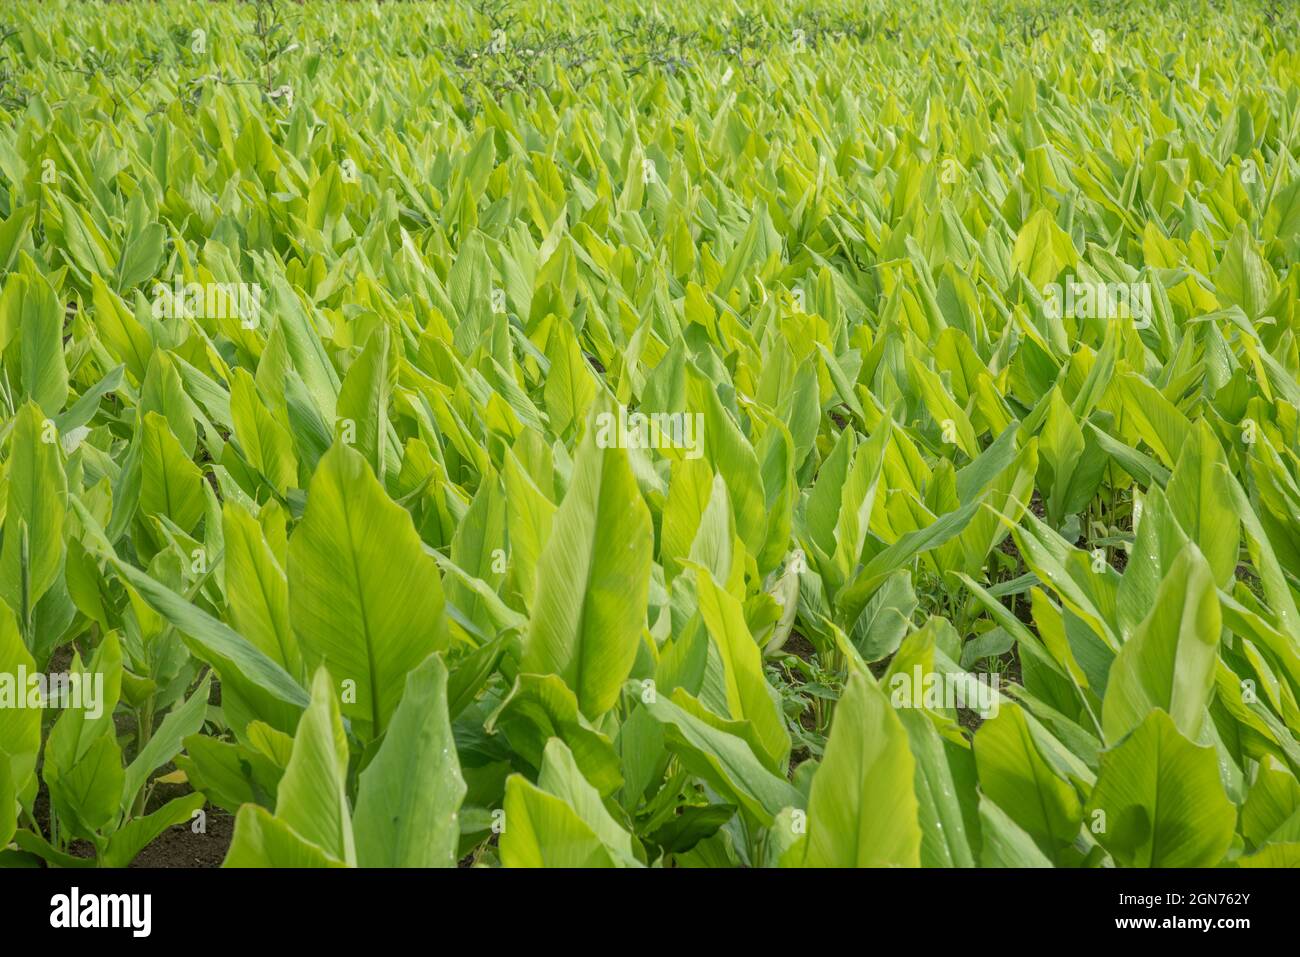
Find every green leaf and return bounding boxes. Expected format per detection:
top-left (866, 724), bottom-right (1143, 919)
top-left (896, 708), bottom-right (975, 867)
top-left (1213, 222), bottom-right (1274, 319)
top-left (173, 733), bottom-right (283, 815)
top-left (229, 367), bottom-right (298, 494)
top-left (44, 634), bottom-right (124, 837)
top-left (288, 442), bottom-right (447, 740)
top-left (643, 692), bottom-right (801, 828)
top-left (499, 774), bottom-right (616, 868)
top-left (536, 738), bottom-right (639, 865)
top-left (353, 654), bottom-right (465, 867)
top-left (48, 733), bottom-right (124, 839)
top-left (521, 407), bottom-right (652, 720)
top-left (978, 796), bottom-right (1054, 867)
top-left (139, 411), bottom-right (206, 534)
top-left (487, 673), bottom-right (623, 797)
top-left (0, 402), bottom-right (67, 630)
top-left (223, 804), bottom-right (345, 868)
top-left (115, 208), bottom-right (165, 291)
top-left (802, 671), bottom-right (921, 867)
top-left (7, 272), bottom-right (68, 416)
top-left (273, 668), bottom-right (354, 866)
top-left (122, 674), bottom-right (211, 805)
top-left (973, 702), bottom-right (1082, 853)
top-left (222, 501), bottom-right (301, 680)
top-left (1263, 178), bottom-right (1300, 247)
top-left (1012, 208), bottom-right (1077, 288)
top-left (1101, 543), bottom-right (1220, 744)
top-left (0, 605), bottom-right (39, 797)
top-left (1165, 420), bottom-right (1240, 587)
top-left (1241, 757), bottom-right (1300, 848)
top-left (692, 564), bottom-right (790, 772)
top-left (102, 793), bottom-right (205, 868)
top-left (849, 570), bottom-right (917, 661)
top-left (109, 558), bottom-right (308, 735)
top-left (334, 324), bottom-right (395, 482)
top-left (1086, 709), bottom-right (1235, 867)
top-left (542, 319), bottom-right (596, 437)
top-left (0, 756), bottom-right (14, 850)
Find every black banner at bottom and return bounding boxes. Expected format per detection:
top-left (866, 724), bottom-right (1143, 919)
top-left (0, 865), bottom-right (1282, 943)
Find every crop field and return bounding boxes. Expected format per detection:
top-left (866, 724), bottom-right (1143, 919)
top-left (0, 0), bottom-right (1299, 873)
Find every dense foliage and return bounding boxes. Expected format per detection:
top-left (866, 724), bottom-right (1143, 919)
top-left (2, 0), bottom-right (1300, 868)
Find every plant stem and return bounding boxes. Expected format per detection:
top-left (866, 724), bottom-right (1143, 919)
top-left (132, 697), bottom-right (156, 818)
top-left (22, 807), bottom-right (42, 839)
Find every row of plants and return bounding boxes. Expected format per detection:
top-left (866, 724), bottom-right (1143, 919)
top-left (0, 0), bottom-right (1299, 867)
